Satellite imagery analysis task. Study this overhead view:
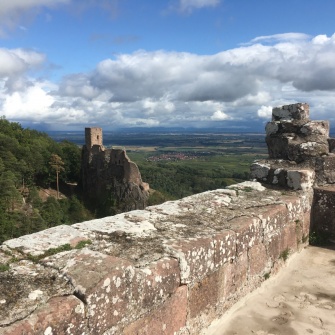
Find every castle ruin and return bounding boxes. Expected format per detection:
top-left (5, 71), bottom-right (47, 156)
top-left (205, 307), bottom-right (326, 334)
top-left (80, 127), bottom-right (149, 215)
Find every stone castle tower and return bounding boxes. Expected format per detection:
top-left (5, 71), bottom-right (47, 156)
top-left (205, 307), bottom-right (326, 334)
top-left (85, 127), bottom-right (103, 148)
top-left (80, 128), bottom-right (149, 215)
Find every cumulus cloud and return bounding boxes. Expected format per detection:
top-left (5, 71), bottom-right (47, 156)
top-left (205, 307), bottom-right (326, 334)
top-left (2, 33), bottom-right (335, 129)
top-left (0, 48), bottom-right (45, 78)
top-left (211, 110), bottom-right (230, 121)
top-left (257, 106), bottom-right (272, 119)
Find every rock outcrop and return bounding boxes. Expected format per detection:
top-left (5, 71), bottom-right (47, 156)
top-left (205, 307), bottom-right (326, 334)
top-left (80, 128), bottom-right (149, 214)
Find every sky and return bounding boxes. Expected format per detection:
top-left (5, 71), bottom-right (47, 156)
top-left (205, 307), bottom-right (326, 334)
top-left (1, 0), bottom-right (335, 131)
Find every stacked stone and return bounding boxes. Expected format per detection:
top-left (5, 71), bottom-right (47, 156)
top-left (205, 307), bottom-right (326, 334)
top-left (251, 103), bottom-right (335, 190)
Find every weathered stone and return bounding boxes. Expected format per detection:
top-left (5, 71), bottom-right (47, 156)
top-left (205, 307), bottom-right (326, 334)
top-left (287, 140), bottom-right (329, 162)
top-left (314, 155), bottom-right (335, 184)
top-left (251, 160), bottom-right (315, 190)
top-left (0, 261), bottom-right (72, 327)
top-left (272, 103), bottom-right (309, 121)
top-left (73, 211), bottom-right (157, 238)
top-left (3, 225), bottom-right (90, 256)
top-left (248, 243), bottom-right (268, 276)
top-left (164, 236), bottom-right (216, 285)
top-left (312, 185), bottom-right (335, 240)
top-left (300, 120), bottom-right (329, 137)
top-left (1, 296), bottom-right (86, 335)
top-left (188, 270), bottom-right (224, 319)
top-left (123, 286), bottom-right (187, 335)
top-left (287, 169), bottom-right (315, 190)
top-left (228, 216), bottom-right (263, 256)
top-left (213, 231), bottom-right (237, 267)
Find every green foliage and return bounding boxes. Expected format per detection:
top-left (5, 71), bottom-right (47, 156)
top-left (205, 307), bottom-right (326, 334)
top-left (264, 272), bottom-right (270, 280)
top-left (75, 239), bottom-right (92, 249)
top-left (26, 241), bottom-right (91, 262)
top-left (0, 263), bottom-right (10, 272)
top-left (279, 248), bottom-right (290, 262)
top-left (0, 118), bottom-right (92, 243)
top-left (27, 244), bottom-right (73, 262)
top-left (147, 190), bottom-right (170, 206)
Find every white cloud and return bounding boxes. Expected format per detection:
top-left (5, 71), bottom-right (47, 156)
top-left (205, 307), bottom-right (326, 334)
top-left (246, 33), bottom-right (310, 45)
top-left (211, 110), bottom-right (230, 121)
top-left (2, 33), bottom-right (335, 129)
top-left (3, 82), bottom-right (54, 120)
top-left (257, 106), bottom-right (272, 119)
top-left (0, 48), bottom-right (45, 78)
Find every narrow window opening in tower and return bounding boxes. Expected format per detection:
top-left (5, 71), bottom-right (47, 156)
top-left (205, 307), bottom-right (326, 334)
top-left (97, 135), bottom-right (99, 141)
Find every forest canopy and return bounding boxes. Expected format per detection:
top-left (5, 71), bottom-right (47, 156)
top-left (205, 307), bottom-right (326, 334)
top-left (0, 117), bottom-right (91, 243)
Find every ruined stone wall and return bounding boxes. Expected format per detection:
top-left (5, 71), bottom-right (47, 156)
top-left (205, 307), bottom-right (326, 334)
top-left (252, 103), bottom-right (335, 188)
top-left (0, 182), bottom-right (311, 335)
top-left (80, 129), bottom-right (148, 213)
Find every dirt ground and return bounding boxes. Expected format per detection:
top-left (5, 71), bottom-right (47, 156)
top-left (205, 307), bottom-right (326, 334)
top-left (204, 245), bottom-right (335, 335)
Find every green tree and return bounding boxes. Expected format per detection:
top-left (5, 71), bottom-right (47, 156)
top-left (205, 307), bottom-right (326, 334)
top-left (49, 154), bottom-right (65, 199)
top-left (0, 171), bottom-right (21, 212)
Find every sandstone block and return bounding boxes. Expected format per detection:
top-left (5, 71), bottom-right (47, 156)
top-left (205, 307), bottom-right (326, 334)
top-left (123, 285), bottom-right (187, 335)
top-left (219, 252), bottom-right (249, 301)
top-left (312, 186), bottom-right (335, 240)
top-left (272, 103), bottom-right (309, 121)
top-left (250, 161), bottom-right (271, 181)
top-left (164, 237), bottom-right (216, 285)
top-left (41, 249), bottom-right (182, 334)
top-left (287, 169), bottom-right (315, 190)
top-left (0, 261), bottom-right (73, 327)
top-left (300, 120), bottom-right (329, 137)
top-left (213, 231), bottom-right (237, 267)
top-left (288, 140), bottom-right (329, 162)
top-left (314, 155), bottom-right (335, 184)
top-left (281, 224), bottom-right (298, 252)
top-left (265, 232), bottom-right (282, 263)
top-left (3, 225), bottom-right (90, 256)
top-left (228, 216), bottom-right (263, 256)
top-left (1, 296), bottom-right (86, 335)
top-left (248, 243), bottom-right (268, 276)
top-left (188, 270), bottom-right (224, 319)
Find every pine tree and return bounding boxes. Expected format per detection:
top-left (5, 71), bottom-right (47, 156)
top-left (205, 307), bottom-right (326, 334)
top-left (49, 154), bottom-right (65, 199)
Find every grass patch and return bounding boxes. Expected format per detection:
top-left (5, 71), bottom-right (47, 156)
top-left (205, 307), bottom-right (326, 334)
top-left (26, 240), bottom-right (92, 263)
top-left (0, 263), bottom-right (10, 272)
top-left (279, 248), bottom-right (290, 262)
top-left (264, 272), bottom-right (270, 280)
top-left (75, 239), bottom-right (92, 249)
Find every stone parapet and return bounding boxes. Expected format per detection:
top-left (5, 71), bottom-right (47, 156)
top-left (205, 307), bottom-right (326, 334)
top-left (0, 182), bottom-right (311, 335)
